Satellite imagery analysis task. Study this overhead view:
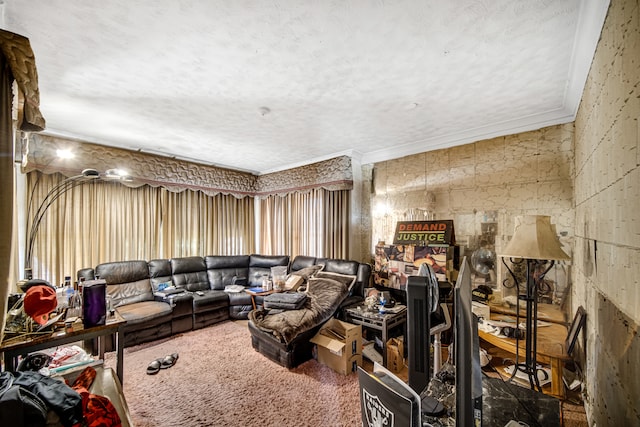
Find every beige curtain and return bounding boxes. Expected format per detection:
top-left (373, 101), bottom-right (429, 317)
top-left (160, 188), bottom-right (255, 257)
top-left (259, 188), bottom-right (350, 259)
top-left (26, 172), bottom-right (255, 286)
top-left (322, 189), bottom-right (351, 259)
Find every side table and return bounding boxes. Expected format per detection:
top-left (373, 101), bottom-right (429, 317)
top-left (344, 304), bottom-right (407, 368)
top-left (0, 311), bottom-right (127, 384)
top-left (245, 288), bottom-right (275, 310)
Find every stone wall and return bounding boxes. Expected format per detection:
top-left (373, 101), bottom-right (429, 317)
top-left (573, 0), bottom-right (640, 424)
top-left (367, 123), bottom-right (574, 300)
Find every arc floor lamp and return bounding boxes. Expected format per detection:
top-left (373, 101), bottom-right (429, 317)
top-left (24, 167), bottom-right (131, 280)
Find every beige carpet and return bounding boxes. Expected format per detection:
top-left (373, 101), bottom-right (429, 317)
top-left (105, 321), bottom-right (361, 427)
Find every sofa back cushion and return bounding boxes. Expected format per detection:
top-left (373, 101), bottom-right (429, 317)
top-left (170, 256), bottom-right (209, 292)
top-left (205, 255), bottom-right (250, 290)
top-left (148, 259), bottom-right (172, 291)
top-left (77, 268), bottom-right (95, 282)
top-left (290, 256), bottom-right (372, 297)
top-left (322, 259), bottom-right (360, 276)
top-left (95, 260), bottom-right (153, 307)
top-left (290, 255), bottom-right (317, 272)
top-left (248, 254), bottom-right (290, 286)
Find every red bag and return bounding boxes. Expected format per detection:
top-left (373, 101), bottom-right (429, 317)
top-left (72, 367), bottom-right (122, 427)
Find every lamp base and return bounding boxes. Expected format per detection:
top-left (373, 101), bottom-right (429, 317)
top-left (506, 363), bottom-right (551, 390)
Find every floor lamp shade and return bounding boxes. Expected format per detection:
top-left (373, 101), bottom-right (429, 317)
top-left (499, 215), bottom-right (570, 261)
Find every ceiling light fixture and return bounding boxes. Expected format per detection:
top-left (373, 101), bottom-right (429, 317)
top-left (56, 149), bottom-right (75, 159)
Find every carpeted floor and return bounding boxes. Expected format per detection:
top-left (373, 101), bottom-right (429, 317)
top-left (105, 321), bottom-right (361, 427)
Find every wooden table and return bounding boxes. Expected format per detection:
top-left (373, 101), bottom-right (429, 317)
top-left (245, 288), bottom-right (275, 310)
top-left (0, 312), bottom-right (127, 384)
top-left (478, 312), bottom-right (569, 399)
top-left (488, 301), bottom-right (567, 324)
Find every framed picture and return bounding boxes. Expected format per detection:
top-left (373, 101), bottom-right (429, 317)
top-left (566, 306), bottom-right (586, 356)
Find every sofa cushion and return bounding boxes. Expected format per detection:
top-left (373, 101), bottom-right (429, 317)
top-left (148, 259), bottom-right (172, 290)
top-left (115, 301), bottom-right (172, 326)
top-left (170, 257), bottom-right (210, 292)
top-left (290, 256), bottom-right (317, 271)
top-left (248, 255), bottom-right (290, 286)
top-left (77, 268), bottom-right (95, 282)
top-left (107, 279), bottom-right (154, 307)
top-left (205, 255), bottom-right (250, 270)
top-left (205, 255), bottom-right (250, 290)
top-left (322, 259), bottom-right (360, 276)
top-left (96, 260), bottom-right (149, 284)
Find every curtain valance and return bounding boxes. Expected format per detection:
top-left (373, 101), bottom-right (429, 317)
top-left (0, 30), bottom-right (45, 132)
top-left (21, 134), bottom-right (353, 198)
top-left (255, 156), bottom-right (353, 197)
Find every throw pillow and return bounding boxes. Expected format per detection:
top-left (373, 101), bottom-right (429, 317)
top-left (284, 264), bottom-right (324, 292)
top-left (313, 271), bottom-right (357, 293)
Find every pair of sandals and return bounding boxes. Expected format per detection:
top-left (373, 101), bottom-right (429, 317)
top-left (146, 353), bottom-right (179, 375)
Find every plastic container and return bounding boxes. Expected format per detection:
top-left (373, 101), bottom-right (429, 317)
top-left (271, 266), bottom-right (287, 292)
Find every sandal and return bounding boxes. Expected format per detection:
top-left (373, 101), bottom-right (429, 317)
top-left (146, 358), bottom-right (163, 375)
top-left (160, 353), bottom-right (179, 369)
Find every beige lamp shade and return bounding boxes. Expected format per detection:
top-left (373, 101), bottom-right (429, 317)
top-left (499, 215), bottom-right (570, 261)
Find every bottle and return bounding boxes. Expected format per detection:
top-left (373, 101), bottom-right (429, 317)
top-left (68, 290), bottom-right (83, 319)
top-left (64, 276), bottom-right (74, 307)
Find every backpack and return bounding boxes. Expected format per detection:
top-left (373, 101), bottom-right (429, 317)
top-left (0, 371), bottom-right (48, 427)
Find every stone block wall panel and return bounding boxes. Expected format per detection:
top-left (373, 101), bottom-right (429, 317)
top-left (573, 0), bottom-right (640, 424)
top-left (369, 123), bottom-right (574, 297)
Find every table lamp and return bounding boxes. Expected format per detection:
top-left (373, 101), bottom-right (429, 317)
top-left (498, 215), bottom-right (570, 391)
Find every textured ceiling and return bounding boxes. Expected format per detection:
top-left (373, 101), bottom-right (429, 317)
top-left (2, 1), bottom-right (608, 175)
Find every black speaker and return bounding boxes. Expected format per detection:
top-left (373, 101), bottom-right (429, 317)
top-left (406, 275), bottom-right (434, 394)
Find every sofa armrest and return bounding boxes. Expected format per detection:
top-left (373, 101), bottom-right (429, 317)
top-left (154, 292), bottom-right (193, 318)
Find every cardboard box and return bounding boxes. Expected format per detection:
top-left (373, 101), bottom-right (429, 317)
top-left (386, 336), bottom-right (405, 373)
top-left (311, 318), bottom-right (362, 375)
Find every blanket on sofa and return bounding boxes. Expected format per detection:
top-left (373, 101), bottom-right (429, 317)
top-left (248, 276), bottom-right (349, 345)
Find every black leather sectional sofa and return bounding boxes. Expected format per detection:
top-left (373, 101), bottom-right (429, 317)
top-left (77, 254), bottom-right (371, 352)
